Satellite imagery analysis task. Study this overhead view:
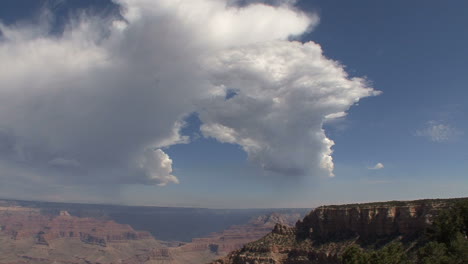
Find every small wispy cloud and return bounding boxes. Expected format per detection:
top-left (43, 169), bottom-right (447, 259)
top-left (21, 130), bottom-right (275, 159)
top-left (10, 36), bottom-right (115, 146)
top-left (415, 121), bottom-right (461, 142)
top-left (368, 162), bottom-right (384, 170)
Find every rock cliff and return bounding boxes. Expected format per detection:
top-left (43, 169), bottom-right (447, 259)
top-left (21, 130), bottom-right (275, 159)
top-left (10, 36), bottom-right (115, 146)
top-left (0, 205), bottom-right (161, 264)
top-left (213, 198), bottom-right (468, 264)
top-left (296, 200), bottom-right (447, 242)
top-left (0, 206), bottom-right (152, 245)
top-left (0, 202), bottom-right (305, 264)
top-left (175, 212), bottom-right (302, 256)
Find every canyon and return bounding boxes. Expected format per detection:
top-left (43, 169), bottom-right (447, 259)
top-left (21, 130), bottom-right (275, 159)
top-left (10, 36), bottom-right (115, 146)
top-left (213, 198), bottom-right (468, 264)
top-left (173, 212), bottom-right (302, 256)
top-left (0, 204), bottom-right (161, 264)
top-left (3, 197), bottom-right (465, 264)
top-left (0, 199), bottom-right (305, 264)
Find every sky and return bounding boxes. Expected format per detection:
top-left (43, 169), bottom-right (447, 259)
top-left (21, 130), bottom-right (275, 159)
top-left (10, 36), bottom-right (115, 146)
top-left (0, 0), bottom-right (466, 208)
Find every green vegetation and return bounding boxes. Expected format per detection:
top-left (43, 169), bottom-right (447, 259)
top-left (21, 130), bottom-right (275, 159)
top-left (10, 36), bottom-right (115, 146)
top-left (324, 198), bottom-right (468, 209)
top-left (418, 200), bottom-right (468, 264)
top-left (341, 201), bottom-right (468, 264)
top-left (341, 242), bottom-right (409, 264)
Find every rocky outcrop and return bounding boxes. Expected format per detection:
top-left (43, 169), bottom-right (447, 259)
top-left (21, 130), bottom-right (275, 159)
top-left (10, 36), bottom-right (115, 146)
top-left (143, 212), bottom-right (306, 264)
top-left (177, 212), bottom-right (302, 255)
top-left (0, 207), bottom-right (152, 246)
top-left (0, 205), bottom-right (165, 264)
top-left (0, 202), bottom-right (306, 264)
top-left (296, 200), bottom-right (448, 242)
top-left (214, 198), bottom-right (468, 264)
top-left (0, 199), bottom-right (310, 242)
top-left (272, 223), bottom-right (295, 236)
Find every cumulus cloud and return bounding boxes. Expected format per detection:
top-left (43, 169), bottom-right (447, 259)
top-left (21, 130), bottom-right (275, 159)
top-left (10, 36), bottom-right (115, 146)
top-left (415, 121), bottom-right (461, 142)
top-left (0, 0), bottom-right (379, 193)
top-left (368, 163), bottom-right (384, 170)
top-left (134, 149), bottom-right (179, 186)
top-left (199, 41), bottom-right (378, 177)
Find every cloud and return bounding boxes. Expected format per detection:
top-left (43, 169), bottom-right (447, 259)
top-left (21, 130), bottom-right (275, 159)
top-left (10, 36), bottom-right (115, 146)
top-left (415, 121), bottom-right (461, 142)
top-left (199, 41), bottom-right (378, 177)
top-left (0, 0), bottom-right (379, 195)
top-left (134, 149), bottom-right (179, 186)
top-left (368, 163), bottom-right (384, 170)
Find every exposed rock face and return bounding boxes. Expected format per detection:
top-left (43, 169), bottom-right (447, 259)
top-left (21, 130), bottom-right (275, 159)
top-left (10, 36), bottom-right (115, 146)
top-left (0, 206), bottom-right (152, 246)
top-left (0, 205), bottom-right (163, 264)
top-left (296, 200), bottom-right (447, 242)
top-left (179, 213), bottom-right (302, 255)
top-left (0, 202), bottom-right (306, 264)
top-left (163, 212), bottom-right (304, 264)
top-left (214, 198), bottom-right (468, 264)
top-left (0, 199), bottom-right (310, 242)
top-left (272, 223), bottom-right (295, 236)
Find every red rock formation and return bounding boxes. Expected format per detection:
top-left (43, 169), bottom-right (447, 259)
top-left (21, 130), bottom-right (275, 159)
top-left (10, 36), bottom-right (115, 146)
top-left (213, 198), bottom-right (468, 264)
top-left (0, 206), bottom-right (152, 246)
top-left (296, 200), bottom-right (447, 241)
top-left (0, 205), bottom-right (166, 264)
top-left (0, 204), bottom-right (305, 264)
top-left (177, 212), bottom-right (302, 255)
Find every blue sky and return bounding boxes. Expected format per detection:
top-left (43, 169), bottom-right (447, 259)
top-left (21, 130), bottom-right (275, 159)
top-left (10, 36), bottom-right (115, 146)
top-left (0, 0), bottom-right (467, 208)
top-left (130, 0), bottom-right (468, 207)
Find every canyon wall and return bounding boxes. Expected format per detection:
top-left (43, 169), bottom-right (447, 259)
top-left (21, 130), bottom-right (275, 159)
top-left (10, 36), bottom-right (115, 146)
top-left (296, 199), bottom-right (450, 241)
top-left (0, 206), bottom-right (152, 246)
top-left (0, 200), bottom-right (305, 264)
top-left (0, 205), bottom-right (162, 264)
top-left (177, 212), bottom-right (302, 255)
top-left (0, 199), bottom-right (309, 242)
top-left (214, 198), bottom-right (468, 264)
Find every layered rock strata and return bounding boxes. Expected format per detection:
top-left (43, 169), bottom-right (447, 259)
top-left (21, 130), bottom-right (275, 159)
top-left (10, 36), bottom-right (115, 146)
top-left (214, 198), bottom-right (467, 264)
top-left (178, 213), bottom-right (302, 255)
top-left (0, 206), bottom-right (162, 264)
top-left (0, 203), bottom-right (304, 264)
top-left (0, 207), bottom-right (151, 246)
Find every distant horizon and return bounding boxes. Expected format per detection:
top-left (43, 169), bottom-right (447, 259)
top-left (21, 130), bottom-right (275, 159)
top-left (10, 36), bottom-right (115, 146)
top-left (2, 195), bottom-right (467, 210)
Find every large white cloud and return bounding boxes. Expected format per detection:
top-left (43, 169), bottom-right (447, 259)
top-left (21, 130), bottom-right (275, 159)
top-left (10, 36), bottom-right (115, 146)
top-left (199, 41), bottom-right (378, 177)
top-left (0, 0), bottom-right (378, 193)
